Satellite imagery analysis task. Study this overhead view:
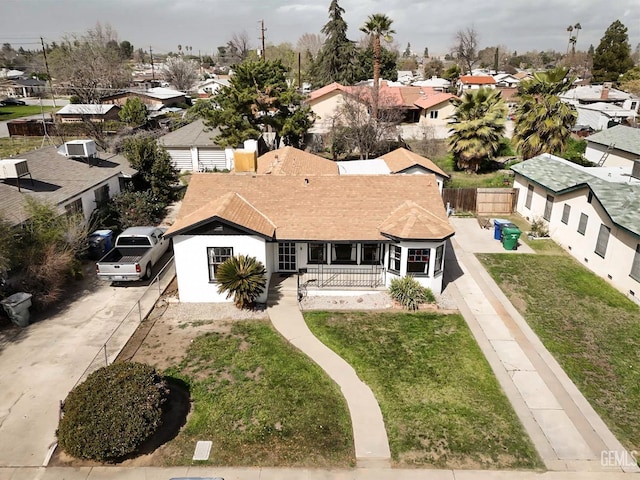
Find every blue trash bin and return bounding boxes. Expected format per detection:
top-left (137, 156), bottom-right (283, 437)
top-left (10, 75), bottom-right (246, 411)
top-left (87, 230), bottom-right (114, 260)
top-left (493, 219), bottom-right (511, 240)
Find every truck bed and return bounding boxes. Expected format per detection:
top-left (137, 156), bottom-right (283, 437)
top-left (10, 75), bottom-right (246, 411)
top-left (99, 247), bottom-right (150, 264)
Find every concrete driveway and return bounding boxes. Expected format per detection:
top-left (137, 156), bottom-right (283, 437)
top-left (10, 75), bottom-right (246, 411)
top-left (0, 260), bottom-right (166, 467)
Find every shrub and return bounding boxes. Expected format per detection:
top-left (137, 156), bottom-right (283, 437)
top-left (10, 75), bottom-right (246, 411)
top-left (530, 217), bottom-right (550, 238)
top-left (216, 255), bottom-right (267, 309)
top-left (57, 362), bottom-right (168, 462)
top-left (389, 276), bottom-right (436, 311)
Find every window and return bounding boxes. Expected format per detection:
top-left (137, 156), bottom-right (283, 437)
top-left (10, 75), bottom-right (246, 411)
top-left (94, 184), bottom-right (109, 208)
top-left (361, 243), bottom-right (382, 265)
top-left (331, 243), bottom-right (356, 264)
top-left (561, 204), bottom-right (571, 224)
top-left (543, 194), bottom-right (554, 221)
top-left (587, 191), bottom-right (593, 204)
top-left (429, 110), bottom-right (438, 119)
top-left (207, 247), bottom-right (233, 281)
top-left (594, 224), bottom-right (610, 258)
top-left (407, 248), bottom-right (430, 276)
top-left (577, 213), bottom-right (588, 235)
top-left (64, 198), bottom-right (82, 216)
top-left (525, 184), bottom-right (534, 209)
top-left (631, 245), bottom-right (640, 282)
top-left (388, 244), bottom-right (401, 273)
top-left (434, 245), bottom-right (444, 275)
top-left (308, 243), bottom-right (326, 264)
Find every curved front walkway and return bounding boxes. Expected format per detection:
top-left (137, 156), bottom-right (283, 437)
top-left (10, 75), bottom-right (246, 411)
top-left (267, 275), bottom-right (391, 468)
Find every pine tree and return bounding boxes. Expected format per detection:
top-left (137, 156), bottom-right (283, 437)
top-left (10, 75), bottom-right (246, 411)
top-left (592, 20), bottom-right (634, 83)
top-left (310, 0), bottom-right (358, 86)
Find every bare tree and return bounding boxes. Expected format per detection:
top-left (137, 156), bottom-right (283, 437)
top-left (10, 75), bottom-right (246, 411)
top-left (48, 22), bottom-right (130, 103)
top-left (296, 33), bottom-right (325, 57)
top-left (163, 56), bottom-right (199, 92)
top-left (454, 27), bottom-right (479, 75)
top-left (228, 31), bottom-right (252, 62)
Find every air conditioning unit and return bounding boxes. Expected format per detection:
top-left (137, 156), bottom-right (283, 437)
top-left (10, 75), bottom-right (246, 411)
top-left (61, 140), bottom-right (97, 158)
top-left (0, 159), bottom-right (29, 179)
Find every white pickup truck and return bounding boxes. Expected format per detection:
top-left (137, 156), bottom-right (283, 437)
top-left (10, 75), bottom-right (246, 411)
top-left (95, 226), bottom-right (171, 282)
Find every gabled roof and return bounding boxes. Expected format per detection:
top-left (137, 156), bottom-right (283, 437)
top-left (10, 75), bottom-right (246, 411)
top-left (459, 76), bottom-right (496, 85)
top-left (0, 146), bottom-right (136, 226)
top-left (560, 85), bottom-right (631, 103)
top-left (378, 148), bottom-right (449, 178)
top-left (158, 119), bottom-right (222, 148)
top-left (413, 91), bottom-right (455, 110)
top-left (56, 104), bottom-right (119, 115)
top-left (307, 82), bottom-right (348, 101)
top-left (576, 103), bottom-right (637, 118)
top-left (166, 174), bottom-right (454, 242)
top-left (256, 147), bottom-right (338, 175)
top-left (511, 153), bottom-right (640, 238)
top-left (585, 125), bottom-right (640, 156)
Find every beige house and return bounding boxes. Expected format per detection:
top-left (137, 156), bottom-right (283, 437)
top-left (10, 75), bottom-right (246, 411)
top-left (511, 154), bottom-right (640, 305)
top-left (101, 87), bottom-right (186, 110)
top-left (166, 174), bottom-right (455, 303)
top-left (54, 104), bottom-right (121, 123)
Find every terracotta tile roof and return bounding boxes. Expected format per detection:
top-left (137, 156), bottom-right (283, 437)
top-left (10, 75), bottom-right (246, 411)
top-left (459, 75), bottom-right (496, 85)
top-left (166, 174), bottom-right (454, 241)
top-left (379, 148), bottom-right (450, 178)
top-left (497, 87), bottom-right (519, 101)
top-left (413, 91), bottom-right (455, 110)
top-left (256, 147), bottom-right (339, 175)
top-left (308, 82), bottom-right (347, 101)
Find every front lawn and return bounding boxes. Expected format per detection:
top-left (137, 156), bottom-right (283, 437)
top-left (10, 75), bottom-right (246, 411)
top-left (162, 320), bottom-right (354, 467)
top-left (0, 136), bottom-right (50, 157)
top-left (0, 104), bottom-right (56, 121)
top-left (478, 253), bottom-right (640, 453)
top-left (305, 311), bottom-right (542, 469)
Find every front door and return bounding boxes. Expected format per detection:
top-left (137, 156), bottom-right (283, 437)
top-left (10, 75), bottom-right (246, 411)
top-left (278, 242), bottom-right (297, 272)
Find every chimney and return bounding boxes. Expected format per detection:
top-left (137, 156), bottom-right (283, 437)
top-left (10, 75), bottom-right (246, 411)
top-left (601, 82), bottom-right (612, 100)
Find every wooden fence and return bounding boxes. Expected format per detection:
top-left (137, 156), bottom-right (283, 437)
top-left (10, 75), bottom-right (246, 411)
top-left (443, 188), bottom-right (519, 215)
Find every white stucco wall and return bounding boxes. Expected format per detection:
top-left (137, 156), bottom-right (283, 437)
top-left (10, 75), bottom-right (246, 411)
top-left (584, 143), bottom-right (639, 167)
top-left (391, 240), bottom-right (447, 294)
top-left (62, 175), bottom-right (122, 223)
top-left (514, 175), bottom-right (640, 304)
top-left (173, 234), bottom-right (270, 303)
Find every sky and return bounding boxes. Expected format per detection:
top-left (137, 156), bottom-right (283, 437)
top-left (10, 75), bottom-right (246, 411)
top-left (1, 0), bottom-right (639, 58)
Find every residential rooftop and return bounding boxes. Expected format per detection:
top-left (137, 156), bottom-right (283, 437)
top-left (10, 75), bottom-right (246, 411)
top-left (585, 125), bottom-right (640, 156)
top-left (256, 147), bottom-right (338, 175)
top-left (158, 119), bottom-right (221, 148)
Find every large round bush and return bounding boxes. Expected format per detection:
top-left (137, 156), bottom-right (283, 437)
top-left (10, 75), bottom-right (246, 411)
top-left (57, 362), bottom-right (168, 462)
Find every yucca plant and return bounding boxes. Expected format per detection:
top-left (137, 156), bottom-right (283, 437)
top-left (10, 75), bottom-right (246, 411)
top-left (216, 255), bottom-right (267, 309)
top-left (389, 276), bottom-right (435, 311)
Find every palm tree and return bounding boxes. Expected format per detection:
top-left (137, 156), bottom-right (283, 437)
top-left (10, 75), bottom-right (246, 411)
top-left (566, 25), bottom-right (574, 56)
top-left (572, 23), bottom-right (582, 56)
top-left (448, 87), bottom-right (507, 172)
top-left (360, 13), bottom-right (395, 119)
top-left (216, 255), bottom-right (267, 309)
top-left (518, 66), bottom-right (575, 96)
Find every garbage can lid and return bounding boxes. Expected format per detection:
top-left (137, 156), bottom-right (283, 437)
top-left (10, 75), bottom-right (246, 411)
top-left (502, 225), bottom-right (521, 234)
top-left (493, 218), bottom-right (510, 226)
top-left (91, 229), bottom-right (113, 237)
top-left (1, 292), bottom-right (33, 306)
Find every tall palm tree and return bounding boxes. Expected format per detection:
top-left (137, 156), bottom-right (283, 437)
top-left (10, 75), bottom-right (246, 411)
top-left (518, 66), bottom-right (575, 96)
top-left (566, 25), bottom-right (574, 56)
top-left (360, 13), bottom-right (395, 119)
top-left (216, 255), bottom-right (267, 309)
top-left (572, 23), bottom-right (582, 56)
top-left (448, 87), bottom-right (507, 172)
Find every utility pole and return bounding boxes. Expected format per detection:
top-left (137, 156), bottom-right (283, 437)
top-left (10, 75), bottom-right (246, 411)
top-left (149, 46), bottom-right (155, 82)
top-left (40, 37), bottom-right (56, 108)
top-left (298, 52), bottom-right (301, 90)
top-left (259, 20), bottom-right (266, 60)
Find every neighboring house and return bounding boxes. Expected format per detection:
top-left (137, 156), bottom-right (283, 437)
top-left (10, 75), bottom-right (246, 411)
top-left (493, 73), bottom-right (520, 88)
top-left (2, 77), bottom-right (46, 98)
top-left (256, 147), bottom-right (338, 175)
top-left (54, 104), bottom-right (121, 123)
top-left (511, 153), bottom-right (640, 305)
top-left (584, 125), bottom-right (640, 167)
top-left (158, 119), bottom-right (232, 172)
top-left (575, 102), bottom-right (637, 131)
top-left (165, 174), bottom-right (454, 303)
top-left (196, 78), bottom-right (230, 98)
top-left (560, 84), bottom-right (639, 113)
top-left (0, 144), bottom-right (136, 227)
top-left (101, 87), bottom-right (187, 110)
top-left (307, 81), bottom-right (456, 139)
top-left (457, 75), bottom-right (496, 94)
top-left (412, 77), bottom-right (451, 92)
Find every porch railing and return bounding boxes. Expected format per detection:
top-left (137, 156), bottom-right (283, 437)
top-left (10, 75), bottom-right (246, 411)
top-left (298, 265), bottom-right (385, 290)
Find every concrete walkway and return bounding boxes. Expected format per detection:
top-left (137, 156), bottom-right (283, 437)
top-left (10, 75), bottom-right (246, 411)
top-left (266, 275), bottom-right (391, 468)
top-left (447, 218), bottom-right (638, 473)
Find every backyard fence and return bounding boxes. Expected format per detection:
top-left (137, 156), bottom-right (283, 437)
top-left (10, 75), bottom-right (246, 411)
top-left (444, 188), bottom-right (519, 215)
top-left (70, 257), bottom-right (175, 391)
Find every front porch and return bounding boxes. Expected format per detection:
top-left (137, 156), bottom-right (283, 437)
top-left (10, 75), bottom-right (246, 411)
top-left (298, 265), bottom-right (386, 293)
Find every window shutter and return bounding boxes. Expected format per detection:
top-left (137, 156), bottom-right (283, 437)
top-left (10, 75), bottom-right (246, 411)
top-left (631, 245), bottom-right (640, 281)
top-left (594, 224), bottom-right (610, 257)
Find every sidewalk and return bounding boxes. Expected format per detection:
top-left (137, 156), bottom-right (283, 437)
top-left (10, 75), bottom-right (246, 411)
top-left (447, 218), bottom-right (638, 473)
top-left (266, 275), bottom-right (391, 468)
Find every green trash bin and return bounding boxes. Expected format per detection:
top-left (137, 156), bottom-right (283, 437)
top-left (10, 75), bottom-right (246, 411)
top-left (502, 225), bottom-right (521, 250)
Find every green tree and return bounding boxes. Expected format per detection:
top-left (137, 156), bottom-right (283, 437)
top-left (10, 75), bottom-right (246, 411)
top-left (360, 13), bottom-right (396, 119)
top-left (355, 42), bottom-right (399, 83)
top-left (121, 134), bottom-right (178, 203)
top-left (513, 66), bottom-right (577, 160)
top-left (310, 0), bottom-right (359, 86)
top-left (119, 40), bottom-right (133, 59)
top-left (592, 20), bottom-right (634, 83)
top-left (423, 58), bottom-right (444, 78)
top-left (118, 97), bottom-right (148, 127)
top-left (448, 87), bottom-right (507, 172)
top-left (216, 255), bottom-right (267, 309)
top-left (203, 60), bottom-right (314, 148)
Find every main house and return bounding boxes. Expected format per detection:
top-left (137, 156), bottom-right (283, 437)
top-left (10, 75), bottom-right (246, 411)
top-left (165, 174), bottom-right (455, 303)
top-left (511, 154), bottom-right (640, 304)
